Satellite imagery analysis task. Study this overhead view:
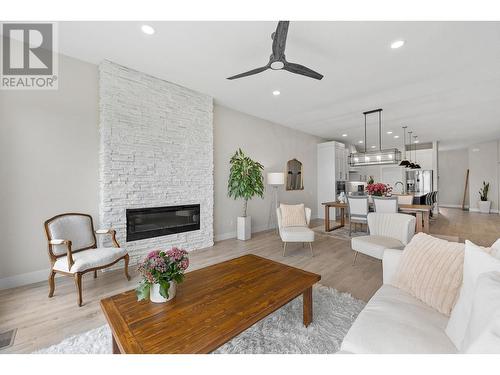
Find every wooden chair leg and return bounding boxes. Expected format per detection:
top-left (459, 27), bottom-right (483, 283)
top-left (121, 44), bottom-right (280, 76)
top-left (282, 242), bottom-right (287, 257)
top-left (309, 242), bottom-right (314, 257)
top-left (352, 251), bottom-right (359, 266)
top-left (74, 273), bottom-right (83, 307)
top-left (124, 254), bottom-right (131, 281)
top-left (94, 270), bottom-right (98, 279)
top-left (48, 270), bottom-right (56, 298)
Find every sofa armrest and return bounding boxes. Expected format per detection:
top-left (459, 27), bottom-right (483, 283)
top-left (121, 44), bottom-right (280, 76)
top-left (382, 249), bottom-right (403, 284)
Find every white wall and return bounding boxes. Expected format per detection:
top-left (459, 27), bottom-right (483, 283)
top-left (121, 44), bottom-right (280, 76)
top-left (0, 54), bottom-right (99, 285)
top-left (0, 56), bottom-right (324, 288)
top-left (468, 141), bottom-right (499, 212)
top-left (213, 105), bottom-right (323, 240)
top-left (438, 148), bottom-right (469, 207)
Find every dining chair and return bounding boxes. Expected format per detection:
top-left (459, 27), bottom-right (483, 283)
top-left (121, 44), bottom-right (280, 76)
top-left (347, 196), bottom-right (369, 236)
top-left (373, 196), bottom-right (398, 213)
top-left (397, 194), bottom-right (414, 205)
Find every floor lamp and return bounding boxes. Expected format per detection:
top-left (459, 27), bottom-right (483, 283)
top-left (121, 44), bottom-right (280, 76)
top-left (267, 172), bottom-right (285, 232)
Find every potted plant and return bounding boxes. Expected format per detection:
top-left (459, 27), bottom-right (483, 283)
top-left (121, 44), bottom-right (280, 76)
top-left (227, 148), bottom-right (264, 240)
top-left (136, 247), bottom-right (189, 303)
top-left (478, 181), bottom-right (491, 214)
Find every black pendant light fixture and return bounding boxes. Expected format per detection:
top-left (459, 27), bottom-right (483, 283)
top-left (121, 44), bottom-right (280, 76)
top-left (399, 125), bottom-right (411, 167)
top-left (412, 135), bottom-right (421, 169)
top-left (407, 131), bottom-right (415, 168)
top-left (348, 109), bottom-right (402, 167)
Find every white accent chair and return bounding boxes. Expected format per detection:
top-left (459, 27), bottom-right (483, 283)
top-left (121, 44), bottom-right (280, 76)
top-left (347, 196), bottom-right (369, 236)
top-left (351, 213), bottom-right (416, 265)
top-left (44, 213), bottom-right (130, 306)
top-left (373, 196), bottom-right (398, 213)
top-left (397, 194), bottom-right (414, 205)
top-left (276, 206), bottom-right (314, 257)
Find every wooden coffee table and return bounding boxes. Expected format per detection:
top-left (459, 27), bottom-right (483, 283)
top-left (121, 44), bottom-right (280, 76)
top-left (100, 254), bottom-right (321, 354)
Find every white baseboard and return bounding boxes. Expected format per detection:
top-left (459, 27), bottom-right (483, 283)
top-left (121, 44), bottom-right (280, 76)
top-left (0, 268), bottom-right (52, 290)
top-left (468, 208), bottom-right (499, 214)
top-left (214, 215), bottom-right (318, 242)
top-left (439, 204), bottom-right (469, 209)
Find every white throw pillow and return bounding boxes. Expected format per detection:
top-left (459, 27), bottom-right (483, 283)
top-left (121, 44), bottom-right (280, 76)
top-left (462, 272), bottom-right (500, 353)
top-left (279, 204), bottom-right (307, 227)
top-left (445, 240), bottom-right (500, 350)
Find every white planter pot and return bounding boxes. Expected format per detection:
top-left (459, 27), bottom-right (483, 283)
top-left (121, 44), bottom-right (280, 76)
top-left (478, 200), bottom-right (491, 214)
top-left (150, 281), bottom-right (176, 303)
top-left (237, 216), bottom-right (251, 240)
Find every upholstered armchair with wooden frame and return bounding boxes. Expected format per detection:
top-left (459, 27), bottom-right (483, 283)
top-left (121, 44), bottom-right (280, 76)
top-left (44, 213), bottom-right (130, 307)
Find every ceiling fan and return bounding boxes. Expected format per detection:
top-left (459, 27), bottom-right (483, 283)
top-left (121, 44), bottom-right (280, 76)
top-left (227, 21), bottom-right (324, 81)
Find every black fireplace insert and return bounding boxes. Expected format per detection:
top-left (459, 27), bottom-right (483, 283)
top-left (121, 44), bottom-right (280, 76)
top-left (126, 204), bottom-right (200, 242)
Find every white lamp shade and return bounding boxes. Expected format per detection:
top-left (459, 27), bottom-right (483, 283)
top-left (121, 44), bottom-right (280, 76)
top-left (267, 172), bottom-right (285, 185)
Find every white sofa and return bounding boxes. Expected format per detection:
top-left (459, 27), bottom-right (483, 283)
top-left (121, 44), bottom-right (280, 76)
top-left (340, 249), bottom-right (458, 353)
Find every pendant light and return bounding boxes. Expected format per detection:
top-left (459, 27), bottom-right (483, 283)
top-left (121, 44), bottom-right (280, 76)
top-left (407, 131), bottom-right (415, 168)
top-left (348, 108), bottom-right (402, 167)
top-left (398, 125), bottom-right (410, 167)
top-left (412, 135), bottom-right (421, 169)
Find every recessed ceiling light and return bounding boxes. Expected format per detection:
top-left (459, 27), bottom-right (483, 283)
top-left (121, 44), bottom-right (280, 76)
top-left (358, 140), bottom-right (364, 144)
top-left (141, 25), bottom-right (155, 35)
top-left (386, 131), bottom-right (393, 134)
top-left (393, 135), bottom-right (400, 139)
top-left (391, 40), bottom-right (405, 49)
top-left (342, 133), bottom-right (348, 137)
top-left (272, 90), bottom-right (281, 96)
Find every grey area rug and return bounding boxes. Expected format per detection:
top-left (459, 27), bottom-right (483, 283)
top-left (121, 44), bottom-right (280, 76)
top-left (312, 224), bottom-right (367, 240)
top-left (35, 285), bottom-right (365, 354)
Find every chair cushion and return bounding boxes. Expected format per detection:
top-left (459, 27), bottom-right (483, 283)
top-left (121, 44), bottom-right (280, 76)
top-left (53, 247), bottom-right (127, 273)
top-left (351, 235), bottom-right (404, 260)
top-left (280, 227), bottom-right (314, 242)
top-left (340, 285), bottom-right (457, 354)
top-left (46, 214), bottom-right (95, 255)
top-left (279, 204), bottom-right (307, 227)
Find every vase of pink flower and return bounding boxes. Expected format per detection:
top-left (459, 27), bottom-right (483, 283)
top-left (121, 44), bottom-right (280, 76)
top-left (366, 182), bottom-right (392, 197)
top-left (136, 247), bottom-right (189, 303)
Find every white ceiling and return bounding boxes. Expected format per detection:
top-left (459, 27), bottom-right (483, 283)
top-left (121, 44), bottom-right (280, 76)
top-left (56, 21), bottom-right (500, 150)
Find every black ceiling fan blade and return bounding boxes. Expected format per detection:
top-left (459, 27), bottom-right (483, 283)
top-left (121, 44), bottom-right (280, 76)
top-left (283, 62), bottom-right (323, 80)
top-left (272, 21), bottom-right (289, 59)
top-left (226, 66), bottom-right (269, 80)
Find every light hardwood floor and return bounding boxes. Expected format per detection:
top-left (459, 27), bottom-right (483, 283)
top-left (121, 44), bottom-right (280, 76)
top-left (1, 207), bottom-right (499, 353)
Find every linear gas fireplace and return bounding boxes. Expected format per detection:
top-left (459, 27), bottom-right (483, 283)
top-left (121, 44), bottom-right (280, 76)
top-left (126, 204), bottom-right (200, 242)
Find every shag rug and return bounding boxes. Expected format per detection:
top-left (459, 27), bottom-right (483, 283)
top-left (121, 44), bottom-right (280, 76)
top-left (36, 285), bottom-right (365, 354)
top-left (312, 224), bottom-right (367, 240)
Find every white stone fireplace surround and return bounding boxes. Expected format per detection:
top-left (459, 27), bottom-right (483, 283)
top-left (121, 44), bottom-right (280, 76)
top-left (99, 61), bottom-right (214, 265)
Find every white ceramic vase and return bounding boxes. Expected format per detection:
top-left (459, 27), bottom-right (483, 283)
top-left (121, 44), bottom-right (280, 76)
top-left (150, 281), bottom-right (176, 303)
top-left (478, 200), bottom-right (491, 214)
top-left (237, 216), bottom-right (251, 240)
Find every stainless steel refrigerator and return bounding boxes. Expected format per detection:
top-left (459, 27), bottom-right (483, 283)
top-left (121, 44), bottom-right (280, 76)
top-left (406, 170), bottom-right (433, 193)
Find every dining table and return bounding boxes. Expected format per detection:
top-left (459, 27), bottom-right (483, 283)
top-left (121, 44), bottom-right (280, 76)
top-left (321, 201), bottom-right (432, 234)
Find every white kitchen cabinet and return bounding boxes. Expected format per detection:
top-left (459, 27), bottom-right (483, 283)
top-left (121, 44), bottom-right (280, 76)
top-left (318, 141), bottom-right (346, 219)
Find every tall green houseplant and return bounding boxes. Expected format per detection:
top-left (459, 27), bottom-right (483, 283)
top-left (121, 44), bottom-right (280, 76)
top-left (228, 148), bottom-right (264, 217)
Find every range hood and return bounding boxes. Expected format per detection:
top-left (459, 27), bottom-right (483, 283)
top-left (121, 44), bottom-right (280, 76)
top-left (348, 108), bottom-right (401, 167)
